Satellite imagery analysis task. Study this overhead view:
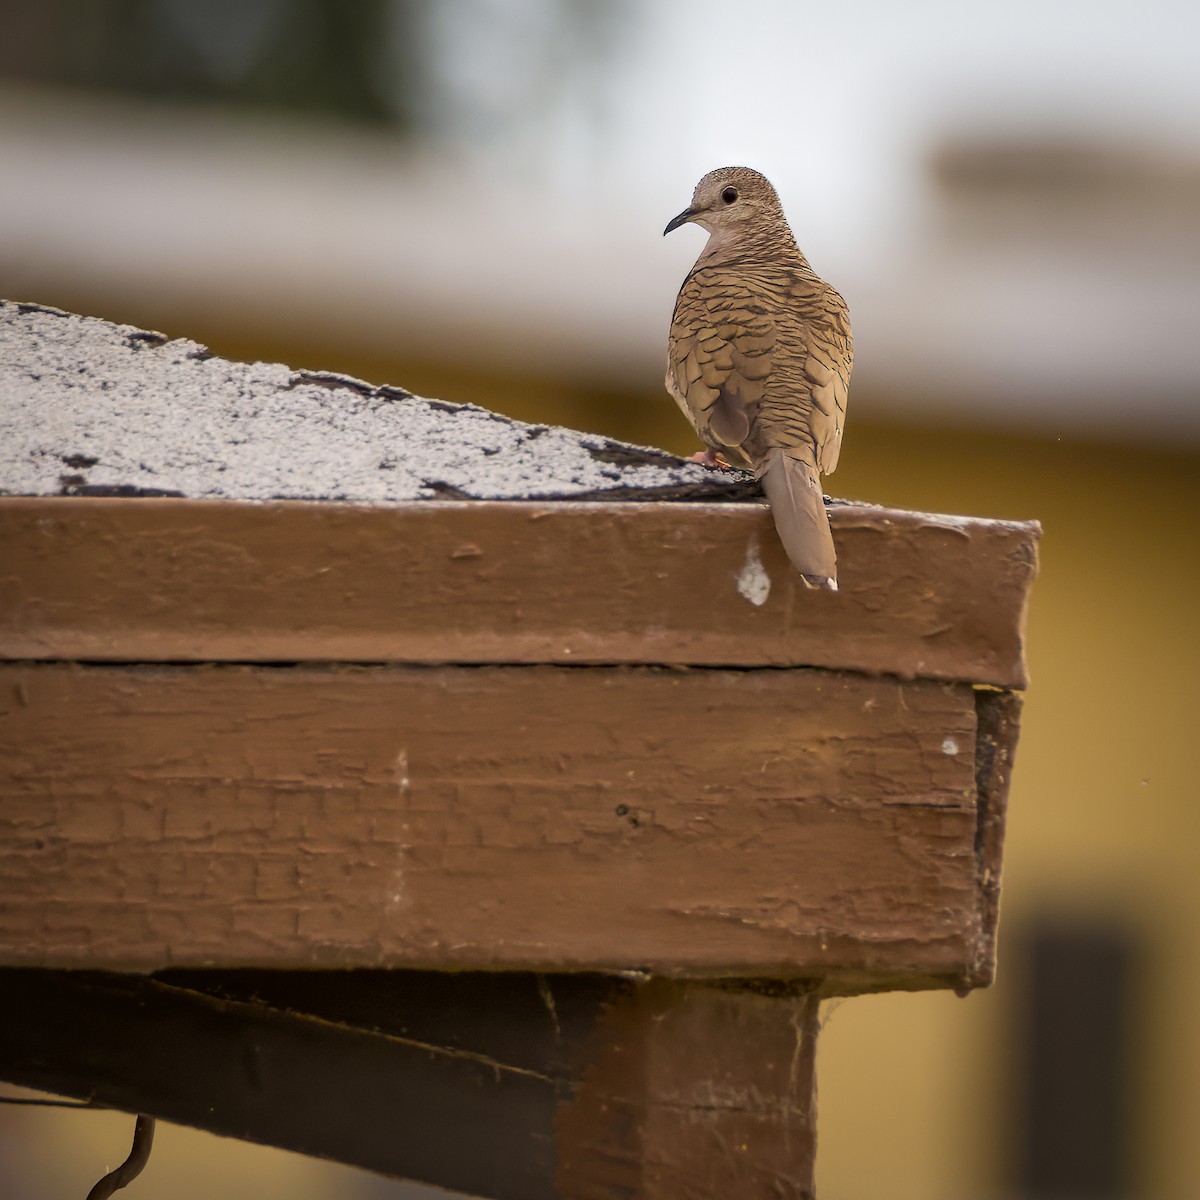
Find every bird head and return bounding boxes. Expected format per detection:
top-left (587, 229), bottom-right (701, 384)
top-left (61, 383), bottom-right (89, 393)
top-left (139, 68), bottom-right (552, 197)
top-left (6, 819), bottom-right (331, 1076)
top-left (663, 166), bottom-right (784, 237)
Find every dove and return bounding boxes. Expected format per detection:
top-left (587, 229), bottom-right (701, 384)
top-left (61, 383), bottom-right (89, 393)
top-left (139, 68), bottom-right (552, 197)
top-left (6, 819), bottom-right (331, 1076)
top-left (664, 166), bottom-right (853, 589)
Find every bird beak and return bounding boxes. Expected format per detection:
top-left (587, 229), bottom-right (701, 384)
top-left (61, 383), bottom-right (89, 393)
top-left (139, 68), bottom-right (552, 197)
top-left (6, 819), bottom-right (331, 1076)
top-left (663, 207), bottom-right (697, 236)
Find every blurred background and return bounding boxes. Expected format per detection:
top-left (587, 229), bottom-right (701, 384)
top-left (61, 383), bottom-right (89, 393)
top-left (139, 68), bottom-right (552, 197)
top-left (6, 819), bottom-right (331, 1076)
top-left (1, 1), bottom-right (1197, 1196)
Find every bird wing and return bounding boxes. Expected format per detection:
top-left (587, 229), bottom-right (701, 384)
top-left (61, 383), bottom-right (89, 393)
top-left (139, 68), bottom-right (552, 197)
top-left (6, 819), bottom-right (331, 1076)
top-left (789, 276), bottom-right (853, 476)
top-left (666, 269), bottom-right (775, 466)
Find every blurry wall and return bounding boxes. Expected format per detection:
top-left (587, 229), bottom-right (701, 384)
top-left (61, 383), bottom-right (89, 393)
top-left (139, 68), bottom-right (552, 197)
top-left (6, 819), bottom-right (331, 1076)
top-left (1, 2), bottom-right (1198, 1197)
top-left (819, 425), bottom-right (1199, 1199)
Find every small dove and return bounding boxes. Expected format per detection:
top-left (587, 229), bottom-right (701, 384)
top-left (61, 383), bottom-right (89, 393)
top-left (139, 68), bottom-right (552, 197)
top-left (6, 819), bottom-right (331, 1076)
top-left (664, 166), bottom-right (853, 589)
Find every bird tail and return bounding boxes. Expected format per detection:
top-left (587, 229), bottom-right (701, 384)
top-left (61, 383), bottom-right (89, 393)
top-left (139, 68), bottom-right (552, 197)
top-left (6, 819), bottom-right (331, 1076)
top-left (759, 448), bottom-right (837, 590)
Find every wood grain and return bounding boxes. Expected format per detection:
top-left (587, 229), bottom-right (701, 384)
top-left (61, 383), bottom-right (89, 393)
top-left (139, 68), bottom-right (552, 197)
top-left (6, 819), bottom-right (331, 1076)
top-left (0, 662), bottom-right (994, 989)
top-left (0, 497), bottom-right (1039, 687)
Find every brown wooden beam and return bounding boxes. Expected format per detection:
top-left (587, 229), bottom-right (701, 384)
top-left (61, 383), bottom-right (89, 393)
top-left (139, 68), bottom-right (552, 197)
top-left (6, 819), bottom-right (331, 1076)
top-left (0, 661), bottom-right (1016, 989)
top-left (0, 497), bottom-right (1038, 688)
top-left (0, 968), bottom-right (819, 1200)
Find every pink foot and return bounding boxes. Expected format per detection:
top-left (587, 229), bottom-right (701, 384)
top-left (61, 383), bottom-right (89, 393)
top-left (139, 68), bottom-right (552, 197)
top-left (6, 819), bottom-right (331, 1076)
top-left (689, 449), bottom-right (736, 471)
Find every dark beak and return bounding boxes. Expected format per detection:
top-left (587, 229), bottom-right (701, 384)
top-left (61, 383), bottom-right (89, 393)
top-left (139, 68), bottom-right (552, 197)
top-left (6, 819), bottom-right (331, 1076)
top-left (663, 207), bottom-right (697, 236)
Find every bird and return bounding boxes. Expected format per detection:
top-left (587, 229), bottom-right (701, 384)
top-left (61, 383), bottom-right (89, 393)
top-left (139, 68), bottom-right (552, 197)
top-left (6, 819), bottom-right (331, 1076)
top-left (663, 166), bottom-right (853, 589)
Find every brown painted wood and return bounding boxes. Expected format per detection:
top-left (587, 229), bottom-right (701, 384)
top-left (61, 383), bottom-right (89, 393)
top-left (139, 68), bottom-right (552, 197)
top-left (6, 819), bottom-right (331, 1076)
top-left (0, 661), bottom-right (995, 990)
top-left (0, 968), bottom-right (817, 1200)
top-left (0, 497), bottom-right (1039, 688)
top-left (555, 981), bottom-right (818, 1199)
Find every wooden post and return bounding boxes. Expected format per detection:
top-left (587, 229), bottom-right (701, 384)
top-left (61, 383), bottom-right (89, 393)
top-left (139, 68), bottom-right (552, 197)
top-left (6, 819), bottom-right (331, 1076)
top-left (555, 981), bottom-right (820, 1199)
top-left (0, 301), bottom-right (1039, 1198)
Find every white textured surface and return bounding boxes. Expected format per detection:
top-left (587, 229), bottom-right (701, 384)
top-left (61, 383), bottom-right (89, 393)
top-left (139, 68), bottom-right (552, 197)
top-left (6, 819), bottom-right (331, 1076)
top-left (0, 300), bottom-right (732, 503)
top-left (735, 536), bottom-right (771, 607)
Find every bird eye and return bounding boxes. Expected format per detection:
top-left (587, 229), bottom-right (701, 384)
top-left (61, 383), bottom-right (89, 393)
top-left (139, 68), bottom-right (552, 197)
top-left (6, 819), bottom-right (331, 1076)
top-left (721, 186), bottom-right (739, 204)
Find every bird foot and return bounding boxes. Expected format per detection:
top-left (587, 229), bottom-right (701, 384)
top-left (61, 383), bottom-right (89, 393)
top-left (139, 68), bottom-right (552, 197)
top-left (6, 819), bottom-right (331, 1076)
top-left (689, 449), bottom-right (736, 471)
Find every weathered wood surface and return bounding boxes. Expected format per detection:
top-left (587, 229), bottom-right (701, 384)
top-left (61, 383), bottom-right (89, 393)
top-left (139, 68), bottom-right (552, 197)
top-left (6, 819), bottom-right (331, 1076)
top-left (0, 661), bottom-right (1011, 991)
top-left (0, 969), bottom-right (818, 1200)
top-left (0, 496), bottom-right (1038, 688)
